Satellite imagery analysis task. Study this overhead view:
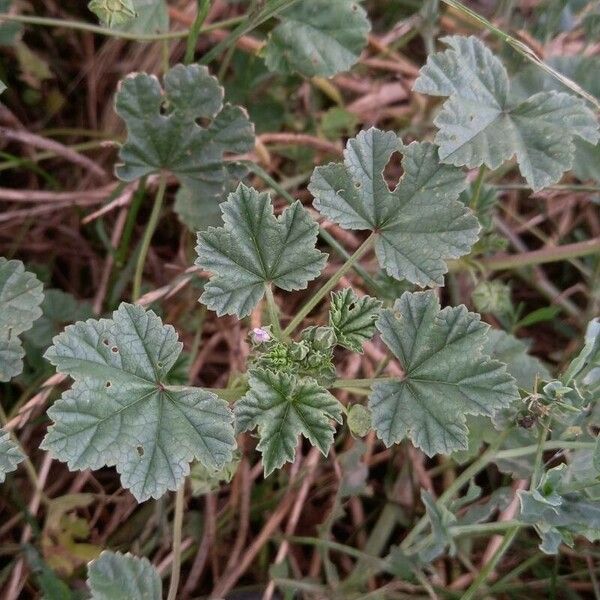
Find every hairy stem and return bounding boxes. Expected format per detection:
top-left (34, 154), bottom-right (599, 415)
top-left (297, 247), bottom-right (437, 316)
top-left (185, 0), bottom-right (211, 64)
top-left (132, 175), bottom-right (167, 302)
top-left (264, 283), bottom-right (283, 339)
top-left (283, 234), bottom-right (376, 336)
top-left (166, 484), bottom-right (186, 600)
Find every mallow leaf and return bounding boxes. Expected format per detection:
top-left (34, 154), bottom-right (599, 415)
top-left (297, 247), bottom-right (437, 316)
top-left (41, 303), bottom-right (236, 502)
top-left (88, 0), bottom-right (137, 28)
top-left (370, 291), bottom-right (517, 455)
top-left (0, 427), bottom-right (24, 483)
top-left (413, 36), bottom-right (599, 191)
top-left (195, 184), bottom-right (327, 318)
top-left (235, 369), bottom-right (343, 475)
top-left (0, 257), bottom-right (44, 381)
top-left (264, 0), bottom-right (370, 78)
top-left (0, 79), bottom-right (5, 94)
top-left (309, 128), bottom-right (479, 287)
top-left (87, 551), bottom-right (161, 600)
top-left (329, 288), bottom-right (382, 353)
top-left (115, 64), bottom-right (255, 195)
top-left (117, 0), bottom-right (168, 35)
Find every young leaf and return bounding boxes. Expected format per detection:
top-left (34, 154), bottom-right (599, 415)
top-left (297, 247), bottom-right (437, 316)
top-left (88, 0), bottom-right (137, 28)
top-left (413, 36), bottom-right (599, 191)
top-left (309, 128), bottom-right (478, 287)
top-left (329, 288), bottom-right (382, 352)
top-left (0, 257), bottom-right (44, 381)
top-left (115, 64), bottom-right (254, 194)
top-left (195, 184), bottom-right (327, 318)
top-left (87, 551), bottom-right (161, 600)
top-left (41, 303), bottom-right (236, 502)
top-left (0, 427), bottom-right (24, 483)
top-left (370, 291), bottom-right (517, 456)
top-left (235, 369), bottom-right (343, 475)
top-left (264, 0), bottom-right (370, 78)
top-left (419, 490), bottom-right (457, 562)
top-left (117, 0), bottom-right (168, 35)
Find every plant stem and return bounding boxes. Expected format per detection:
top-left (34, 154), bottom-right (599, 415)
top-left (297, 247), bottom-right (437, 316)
top-left (166, 484), bottom-right (186, 600)
top-left (283, 234), bottom-right (376, 336)
top-left (459, 525), bottom-right (521, 600)
top-left (495, 439), bottom-right (595, 459)
top-left (185, 0), bottom-right (211, 64)
top-left (264, 283), bottom-right (283, 339)
top-left (470, 165), bottom-right (486, 211)
top-left (116, 177), bottom-right (146, 268)
top-left (331, 377), bottom-right (392, 388)
top-left (132, 175), bottom-right (167, 302)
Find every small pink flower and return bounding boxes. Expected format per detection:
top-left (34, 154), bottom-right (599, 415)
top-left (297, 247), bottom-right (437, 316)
top-left (251, 328), bottom-right (271, 343)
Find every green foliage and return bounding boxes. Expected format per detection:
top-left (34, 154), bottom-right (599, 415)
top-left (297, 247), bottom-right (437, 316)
top-left (118, 0), bottom-right (168, 34)
top-left (87, 551), bottom-right (161, 599)
top-left (189, 450), bottom-right (241, 496)
top-left (195, 184), bottom-right (327, 317)
top-left (519, 464), bottom-right (600, 553)
top-left (347, 404), bottom-right (371, 437)
top-left (309, 128), bottom-right (479, 286)
top-left (414, 36), bottom-right (599, 190)
top-left (329, 288), bottom-right (381, 353)
top-left (264, 0), bottom-right (370, 78)
top-left (88, 0), bottom-right (137, 28)
top-left (370, 291), bottom-right (517, 455)
top-left (0, 428), bottom-right (23, 483)
top-left (0, 257), bottom-right (44, 381)
top-left (235, 369), bottom-right (343, 475)
top-left (115, 63), bottom-right (254, 227)
top-left (42, 303), bottom-right (236, 501)
top-left (472, 281), bottom-right (513, 316)
top-left (419, 490), bottom-right (457, 561)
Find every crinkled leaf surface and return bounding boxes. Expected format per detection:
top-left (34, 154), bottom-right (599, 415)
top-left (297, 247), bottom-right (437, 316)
top-left (264, 0), bottom-right (370, 78)
top-left (87, 551), bottom-right (161, 600)
top-left (370, 291), bottom-right (517, 455)
top-left (309, 128), bottom-right (478, 287)
top-left (41, 303), bottom-right (235, 501)
top-left (196, 184), bottom-right (327, 317)
top-left (0, 257), bottom-right (44, 381)
top-left (413, 36), bottom-right (599, 191)
top-left (329, 288), bottom-right (381, 352)
top-left (115, 64), bottom-right (254, 191)
top-left (0, 427), bottom-right (24, 483)
top-left (235, 369), bottom-right (343, 475)
top-left (88, 0), bottom-right (137, 28)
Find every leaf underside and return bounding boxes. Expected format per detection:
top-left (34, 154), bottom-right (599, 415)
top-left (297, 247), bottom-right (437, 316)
top-left (309, 127), bottom-right (479, 287)
top-left (42, 303), bottom-right (236, 501)
top-left (370, 291), bottom-right (517, 456)
top-left (235, 369), bottom-right (343, 475)
top-left (87, 551), bottom-right (161, 600)
top-left (195, 183), bottom-right (327, 318)
top-left (264, 0), bottom-right (370, 78)
top-left (413, 36), bottom-right (599, 191)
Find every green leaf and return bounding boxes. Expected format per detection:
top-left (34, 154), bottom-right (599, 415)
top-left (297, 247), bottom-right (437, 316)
top-left (370, 291), bottom-right (517, 456)
top-left (0, 257), bottom-right (44, 381)
top-left (0, 427), bottom-right (24, 483)
top-left (329, 288), bottom-right (381, 353)
top-left (235, 369), bottom-right (343, 475)
top-left (41, 303), bottom-right (236, 501)
top-left (264, 0), bottom-right (370, 78)
top-left (309, 128), bottom-right (478, 287)
top-left (472, 280), bottom-right (513, 315)
top-left (88, 0), bottom-right (137, 28)
top-left (195, 184), bottom-right (327, 318)
top-left (115, 64), bottom-right (254, 194)
top-left (347, 404), bottom-right (372, 437)
top-left (87, 551), bottom-right (161, 599)
top-left (419, 490), bottom-right (457, 562)
top-left (413, 36), bottom-right (599, 191)
top-left (483, 329), bottom-right (551, 390)
top-left (117, 0), bottom-right (168, 34)
top-left (0, 79), bottom-right (5, 94)
top-left (0, 0), bottom-right (22, 46)
top-left (190, 450), bottom-right (241, 496)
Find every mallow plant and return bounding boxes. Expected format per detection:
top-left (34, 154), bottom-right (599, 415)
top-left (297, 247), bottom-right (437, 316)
top-left (1, 2), bottom-right (600, 598)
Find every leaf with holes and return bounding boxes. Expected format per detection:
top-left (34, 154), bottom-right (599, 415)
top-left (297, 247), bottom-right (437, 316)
top-left (329, 288), bottom-right (381, 353)
top-left (413, 36), bottom-right (599, 191)
top-left (370, 291), bottom-right (517, 456)
top-left (235, 369), bottom-right (343, 475)
top-left (0, 428), bottom-right (24, 483)
top-left (309, 128), bottom-right (478, 287)
top-left (195, 183), bottom-right (327, 318)
top-left (115, 64), bottom-right (254, 197)
top-left (264, 0), bottom-right (370, 78)
top-left (87, 551), bottom-right (161, 600)
top-left (41, 303), bottom-right (236, 502)
top-left (0, 257), bottom-right (44, 381)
